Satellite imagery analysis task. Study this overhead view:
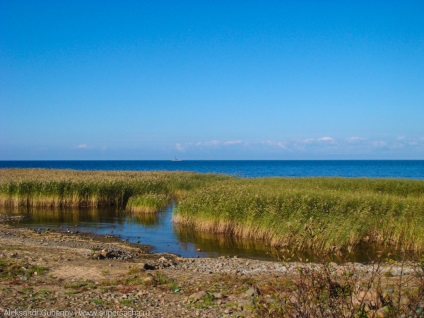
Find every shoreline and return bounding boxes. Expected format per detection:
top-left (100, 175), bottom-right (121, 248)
top-left (1, 222), bottom-right (423, 316)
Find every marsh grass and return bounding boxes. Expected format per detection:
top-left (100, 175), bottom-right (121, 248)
top-left (2, 169), bottom-right (424, 255)
top-left (174, 177), bottom-right (424, 255)
top-left (0, 168), bottom-right (229, 211)
top-left (126, 193), bottom-right (170, 213)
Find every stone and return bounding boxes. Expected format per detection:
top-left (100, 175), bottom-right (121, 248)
top-left (100, 249), bottom-right (112, 258)
top-left (375, 306), bottom-right (390, 318)
top-left (244, 286), bottom-right (260, 297)
top-left (188, 291), bottom-right (207, 303)
top-left (141, 274), bottom-right (156, 285)
top-left (212, 292), bottom-right (224, 299)
top-left (356, 290), bottom-right (382, 308)
top-left (92, 252), bottom-right (102, 259)
top-left (142, 263), bottom-right (155, 270)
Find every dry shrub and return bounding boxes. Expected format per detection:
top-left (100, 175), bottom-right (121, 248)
top-left (254, 256), bottom-right (424, 317)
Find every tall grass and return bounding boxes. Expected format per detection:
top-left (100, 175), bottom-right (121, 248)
top-left (126, 193), bottom-right (170, 213)
top-left (174, 177), bottom-right (424, 254)
top-left (2, 169), bottom-right (424, 255)
top-left (0, 169), bottom-right (229, 211)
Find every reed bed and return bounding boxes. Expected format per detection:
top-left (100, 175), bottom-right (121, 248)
top-left (2, 169), bottom-right (424, 254)
top-left (174, 177), bottom-right (424, 254)
top-left (126, 193), bottom-right (170, 213)
top-left (0, 168), bottom-right (229, 211)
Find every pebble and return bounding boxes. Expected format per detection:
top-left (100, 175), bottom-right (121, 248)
top-left (1, 223), bottom-right (421, 318)
top-left (188, 291), bottom-right (207, 302)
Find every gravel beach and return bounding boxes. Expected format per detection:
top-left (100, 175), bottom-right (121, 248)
top-left (0, 219), bottom-right (422, 317)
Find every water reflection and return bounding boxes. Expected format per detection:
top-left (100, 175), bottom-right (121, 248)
top-left (1, 204), bottom-right (278, 260)
top-left (1, 205), bottom-right (418, 262)
top-left (3, 206), bottom-right (165, 228)
top-left (3, 206), bottom-right (120, 225)
top-left (129, 213), bottom-right (161, 228)
top-left (174, 225), bottom-right (281, 259)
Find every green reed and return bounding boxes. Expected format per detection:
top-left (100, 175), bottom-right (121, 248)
top-left (126, 193), bottom-right (170, 213)
top-left (0, 168), bottom-right (229, 209)
top-left (174, 177), bottom-right (424, 254)
top-left (2, 169), bottom-right (424, 254)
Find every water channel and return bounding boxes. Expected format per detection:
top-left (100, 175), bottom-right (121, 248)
top-left (2, 203), bottom-right (413, 263)
top-left (3, 203), bottom-right (281, 260)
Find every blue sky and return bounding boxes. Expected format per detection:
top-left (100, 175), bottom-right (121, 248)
top-left (1, 1), bottom-right (423, 160)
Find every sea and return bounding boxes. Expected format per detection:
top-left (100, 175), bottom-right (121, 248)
top-left (1, 160), bottom-right (424, 179)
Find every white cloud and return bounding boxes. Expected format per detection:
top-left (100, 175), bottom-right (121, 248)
top-left (176, 139), bottom-right (291, 152)
top-left (317, 137), bottom-right (335, 142)
top-left (223, 140), bottom-right (243, 145)
top-left (174, 136), bottom-right (424, 157)
top-left (347, 136), bottom-right (366, 143)
top-left (303, 137), bottom-right (335, 144)
top-left (195, 140), bottom-right (221, 147)
top-left (175, 143), bottom-right (185, 152)
top-left (182, 140), bottom-right (244, 149)
top-left (371, 141), bottom-right (387, 148)
top-left (76, 144), bottom-right (91, 149)
top-left (258, 140), bottom-right (288, 149)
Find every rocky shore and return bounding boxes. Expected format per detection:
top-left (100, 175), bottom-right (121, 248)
top-left (0, 223), bottom-right (422, 317)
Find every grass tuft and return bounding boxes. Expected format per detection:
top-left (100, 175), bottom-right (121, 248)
top-left (126, 193), bottom-right (169, 213)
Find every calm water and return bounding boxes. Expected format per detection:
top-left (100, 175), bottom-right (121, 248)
top-left (1, 160), bottom-right (424, 178)
top-left (4, 204), bottom-right (406, 262)
top-left (2, 160), bottom-right (423, 261)
top-left (6, 204), bottom-right (279, 260)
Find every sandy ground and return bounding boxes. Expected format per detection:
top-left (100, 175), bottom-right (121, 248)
top-left (0, 218), bottom-right (423, 318)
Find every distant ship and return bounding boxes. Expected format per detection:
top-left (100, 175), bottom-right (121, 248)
top-left (171, 157), bottom-right (182, 162)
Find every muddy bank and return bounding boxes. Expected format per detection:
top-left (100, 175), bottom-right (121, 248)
top-left (0, 224), bottom-right (423, 317)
